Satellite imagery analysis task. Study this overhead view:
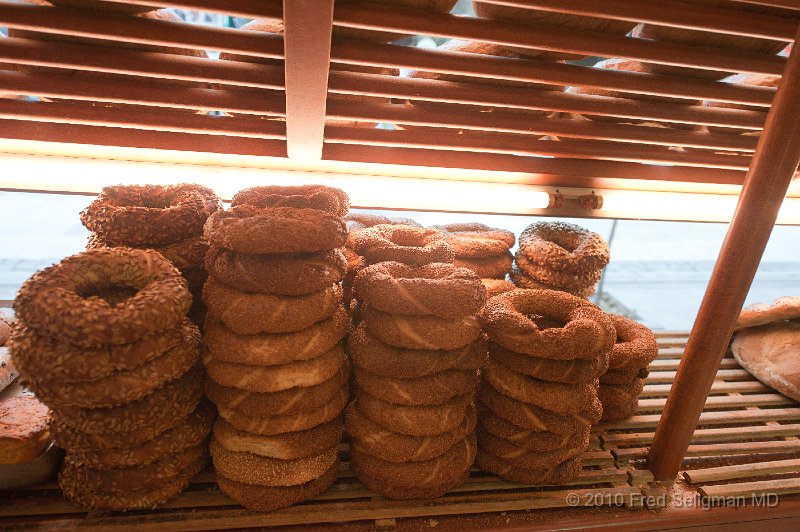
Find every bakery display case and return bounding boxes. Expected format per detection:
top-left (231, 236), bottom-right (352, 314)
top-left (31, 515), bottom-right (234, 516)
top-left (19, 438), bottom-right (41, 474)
top-left (1, 0), bottom-right (800, 529)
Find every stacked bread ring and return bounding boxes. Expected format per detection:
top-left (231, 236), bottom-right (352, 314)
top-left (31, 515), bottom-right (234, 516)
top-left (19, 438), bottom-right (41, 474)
top-left (512, 221), bottom-right (610, 298)
top-left (348, 259), bottom-right (486, 499)
top-left (599, 315), bottom-right (658, 421)
top-left (202, 185), bottom-right (350, 511)
top-left (477, 289), bottom-right (615, 484)
top-left (9, 248), bottom-right (209, 510)
top-left (432, 223), bottom-right (516, 282)
top-left (80, 184), bottom-right (223, 328)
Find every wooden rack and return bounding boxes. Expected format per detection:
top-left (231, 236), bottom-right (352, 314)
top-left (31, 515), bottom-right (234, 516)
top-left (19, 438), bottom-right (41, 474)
top-left (2, 332), bottom-right (800, 530)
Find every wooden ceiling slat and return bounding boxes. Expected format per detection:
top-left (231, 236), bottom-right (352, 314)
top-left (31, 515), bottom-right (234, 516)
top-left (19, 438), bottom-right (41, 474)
top-left (321, 144), bottom-right (746, 185)
top-left (282, 0), bottom-right (334, 160)
top-left (327, 72), bottom-right (768, 130)
top-left (334, 3), bottom-right (785, 77)
top-left (731, 0), bottom-right (800, 9)
top-left (476, 0), bottom-right (797, 41)
top-left (329, 41), bottom-right (776, 105)
top-left (0, 100), bottom-right (287, 140)
top-left (96, 0), bottom-right (282, 19)
top-left (0, 38), bottom-right (285, 89)
top-left (0, 72), bottom-right (286, 116)
top-left (325, 100), bottom-right (758, 152)
top-left (325, 127), bottom-right (752, 170)
top-left (0, 3), bottom-right (284, 57)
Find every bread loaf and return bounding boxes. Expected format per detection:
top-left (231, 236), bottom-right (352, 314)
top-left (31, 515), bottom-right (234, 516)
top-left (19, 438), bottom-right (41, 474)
top-left (732, 322), bottom-right (800, 402)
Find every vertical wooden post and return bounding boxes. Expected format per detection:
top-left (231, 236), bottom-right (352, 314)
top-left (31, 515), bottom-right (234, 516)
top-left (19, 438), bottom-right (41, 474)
top-left (647, 26), bottom-right (800, 481)
top-left (282, 0), bottom-right (334, 160)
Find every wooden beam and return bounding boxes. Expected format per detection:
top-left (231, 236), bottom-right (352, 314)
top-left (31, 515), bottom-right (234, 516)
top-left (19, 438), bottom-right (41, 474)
top-left (282, 0), bottom-right (334, 160)
top-left (646, 24), bottom-right (800, 481)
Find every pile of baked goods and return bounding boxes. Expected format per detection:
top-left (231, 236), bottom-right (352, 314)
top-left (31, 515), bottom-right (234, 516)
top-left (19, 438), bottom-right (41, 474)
top-left (478, 289), bottom-right (615, 483)
top-left (512, 221), bottom-right (610, 298)
top-left (598, 315), bottom-right (658, 421)
top-left (201, 185), bottom-right (351, 511)
top-left (433, 223), bottom-right (516, 281)
top-left (346, 224), bottom-right (487, 498)
top-left (9, 247), bottom-right (208, 510)
top-left (80, 184), bottom-right (223, 327)
top-left (732, 296), bottom-right (800, 403)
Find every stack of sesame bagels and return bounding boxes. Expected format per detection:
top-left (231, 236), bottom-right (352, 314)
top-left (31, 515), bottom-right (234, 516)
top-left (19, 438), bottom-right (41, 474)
top-left (433, 223), bottom-right (516, 282)
top-left (81, 184), bottom-right (223, 328)
top-left (599, 315), bottom-right (658, 421)
top-left (9, 248), bottom-right (209, 509)
top-left (347, 227), bottom-right (487, 498)
top-left (512, 221), bottom-right (610, 298)
top-left (202, 185), bottom-right (350, 511)
top-left (477, 289), bottom-right (615, 484)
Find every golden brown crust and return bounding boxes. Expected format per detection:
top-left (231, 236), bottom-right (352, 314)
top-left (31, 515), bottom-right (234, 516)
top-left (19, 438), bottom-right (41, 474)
top-left (608, 314), bottom-right (659, 371)
top-left (484, 358), bottom-right (599, 416)
top-left (203, 343), bottom-right (346, 393)
top-left (476, 450), bottom-right (582, 485)
top-left (59, 453), bottom-right (206, 511)
top-left (351, 433), bottom-right (476, 491)
top-left (481, 278), bottom-right (515, 299)
top-left (362, 304), bottom-right (482, 350)
top-left (490, 342), bottom-right (606, 384)
top-left (205, 247), bottom-right (347, 296)
top-left (355, 467), bottom-right (470, 500)
top-left (216, 462), bottom-right (337, 511)
top-left (80, 184), bottom-right (221, 246)
top-left (477, 427), bottom-right (587, 470)
top-left (205, 360), bottom-right (350, 416)
top-left (86, 232), bottom-right (209, 272)
top-left (356, 388), bottom-right (472, 436)
top-left (599, 378), bottom-right (645, 421)
top-left (354, 261), bottom-right (485, 318)
top-left (70, 403), bottom-right (214, 469)
top-left (345, 213), bottom-right (422, 231)
top-left (231, 185), bottom-right (350, 217)
top-left (9, 318), bottom-right (195, 382)
top-left (204, 205), bottom-right (347, 254)
top-left (211, 440), bottom-right (337, 486)
top-left (347, 400), bottom-right (476, 463)
top-left (0, 394), bottom-right (51, 465)
top-left (50, 365), bottom-right (203, 438)
top-left (348, 323), bottom-right (488, 378)
top-left (354, 366), bottom-right (479, 406)
top-left (518, 222), bottom-right (610, 274)
top-left (479, 381), bottom-right (601, 435)
top-left (214, 416), bottom-right (342, 460)
top-left (600, 367), bottom-right (648, 385)
top-left (454, 252), bottom-right (513, 279)
top-left (13, 248), bottom-right (191, 348)
top-left (735, 296), bottom-right (800, 331)
top-left (431, 223), bottom-right (515, 257)
top-left (203, 275), bottom-right (342, 334)
top-left (480, 289), bottom-right (616, 360)
top-left (0, 318), bottom-right (11, 347)
top-left (349, 224), bottom-right (455, 266)
top-left (203, 308), bottom-right (348, 366)
top-left (478, 408), bottom-right (589, 452)
top-left (218, 385), bottom-right (348, 436)
top-left (509, 266), bottom-right (596, 298)
top-left (25, 331), bottom-right (199, 409)
top-left (515, 251), bottom-right (602, 291)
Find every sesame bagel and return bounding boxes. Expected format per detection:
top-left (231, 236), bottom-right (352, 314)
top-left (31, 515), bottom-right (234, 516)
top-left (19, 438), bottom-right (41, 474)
top-left (362, 304), bottom-right (481, 350)
top-left (354, 366), bottom-right (480, 406)
top-left (489, 342), bottom-right (607, 384)
top-left (349, 224), bottom-right (454, 266)
top-left (210, 440), bottom-right (337, 486)
top-left (600, 367), bottom-right (649, 385)
top-left (478, 408), bottom-right (589, 452)
top-left (231, 185), bottom-right (350, 217)
top-left (455, 252), bottom-right (513, 279)
top-left (356, 389), bottom-right (472, 437)
top-left (203, 308), bottom-right (348, 366)
top-left (345, 213), bottom-right (422, 230)
top-left (599, 378), bottom-right (645, 421)
top-left (86, 233), bottom-right (208, 273)
top-left (509, 266), bottom-right (597, 298)
top-left (348, 323), bottom-right (488, 378)
top-left (214, 416), bottom-right (342, 461)
top-left (518, 222), bottom-right (610, 274)
top-left (431, 223), bottom-right (515, 258)
top-left (482, 278), bottom-right (515, 299)
top-left (354, 261), bottom-right (485, 318)
top-left (476, 428), bottom-right (586, 471)
top-left (514, 251), bottom-right (603, 291)
top-left (608, 314), bottom-right (659, 372)
top-left (476, 451), bottom-right (582, 485)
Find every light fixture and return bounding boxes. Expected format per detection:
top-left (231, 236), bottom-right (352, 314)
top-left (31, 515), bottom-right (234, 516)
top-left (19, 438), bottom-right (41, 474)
top-left (547, 190), bottom-right (603, 210)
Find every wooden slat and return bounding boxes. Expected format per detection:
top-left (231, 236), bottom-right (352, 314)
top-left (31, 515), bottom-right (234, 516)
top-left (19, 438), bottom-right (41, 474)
top-left (328, 72), bottom-right (768, 129)
top-left (684, 458), bottom-right (800, 483)
top-left (606, 408), bottom-right (800, 430)
top-left (648, 358), bottom-right (740, 370)
top-left (0, 3), bottom-right (285, 58)
top-left (326, 100), bottom-right (759, 152)
top-left (326, 127), bottom-right (752, 169)
top-left (604, 423), bottom-right (800, 446)
top-left (615, 440), bottom-right (800, 461)
top-left (699, 477), bottom-right (800, 499)
top-left (282, 0), bottom-right (334, 160)
top-left (96, 0), bottom-right (284, 19)
top-left (647, 27), bottom-right (800, 481)
top-left (330, 40), bottom-right (776, 106)
top-left (333, 2), bottom-right (786, 76)
top-left (644, 369), bottom-right (753, 384)
top-left (476, 0), bottom-right (798, 40)
top-left (638, 393), bottom-right (795, 412)
top-left (641, 380), bottom-right (772, 398)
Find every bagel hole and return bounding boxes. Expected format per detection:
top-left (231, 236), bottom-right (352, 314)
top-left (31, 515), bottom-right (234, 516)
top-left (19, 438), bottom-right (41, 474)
top-left (78, 285), bottom-right (139, 306)
top-left (525, 313), bottom-right (566, 330)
